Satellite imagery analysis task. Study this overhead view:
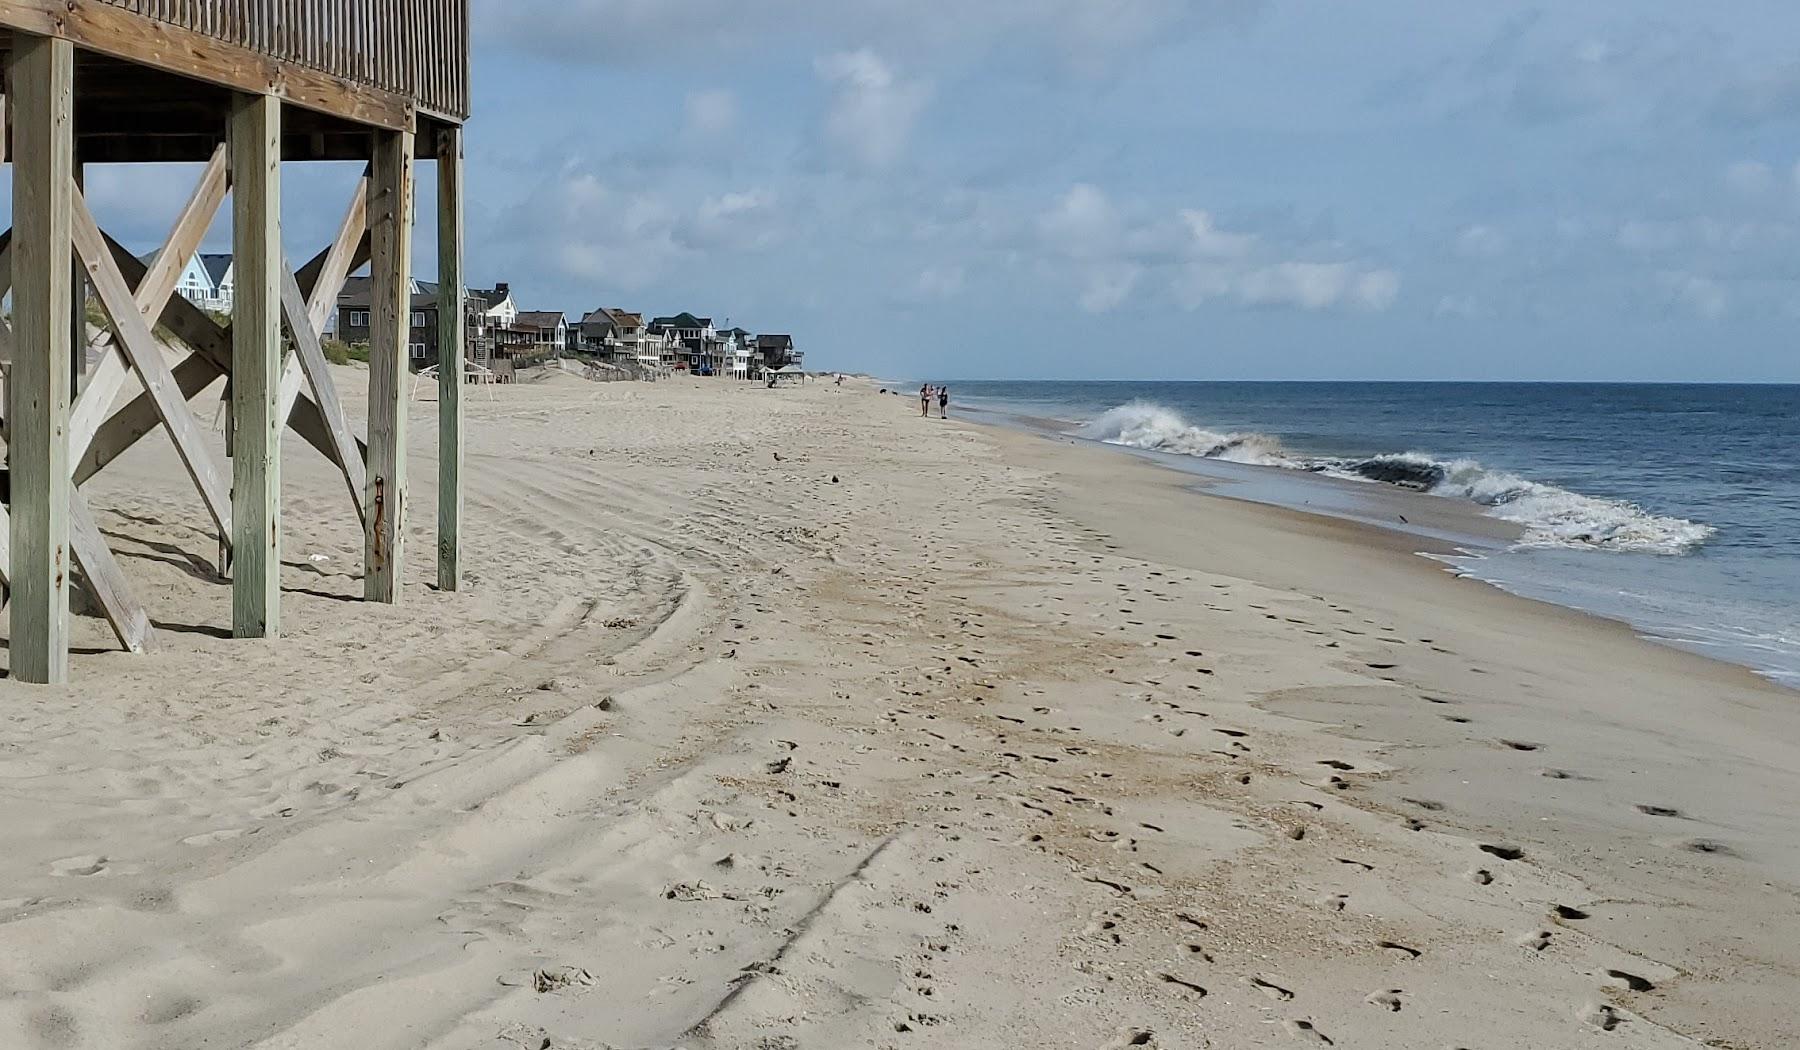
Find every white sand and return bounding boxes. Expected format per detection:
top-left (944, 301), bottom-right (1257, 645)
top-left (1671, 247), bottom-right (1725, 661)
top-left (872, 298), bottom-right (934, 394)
top-left (2, 368), bottom-right (1796, 1049)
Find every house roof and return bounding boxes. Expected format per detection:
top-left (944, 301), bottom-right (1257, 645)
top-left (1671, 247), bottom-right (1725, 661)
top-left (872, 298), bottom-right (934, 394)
top-left (649, 312), bottom-right (711, 330)
top-left (757, 334), bottom-right (794, 348)
top-left (337, 275), bottom-right (447, 311)
top-left (515, 311), bottom-right (565, 328)
top-left (199, 253), bottom-right (233, 286)
top-left (470, 286), bottom-right (512, 309)
top-left (579, 307), bottom-right (643, 332)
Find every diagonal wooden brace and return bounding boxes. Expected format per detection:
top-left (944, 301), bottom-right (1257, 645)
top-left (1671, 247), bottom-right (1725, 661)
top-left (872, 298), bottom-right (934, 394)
top-left (79, 232), bottom-right (367, 487)
top-left (71, 183), bottom-right (235, 545)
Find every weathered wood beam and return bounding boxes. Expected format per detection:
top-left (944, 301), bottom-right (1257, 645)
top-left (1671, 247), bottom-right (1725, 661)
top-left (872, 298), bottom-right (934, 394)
top-left (69, 489), bottom-right (155, 653)
top-left (229, 92), bottom-right (282, 639)
top-left (7, 32), bottom-right (76, 683)
top-left (0, 0), bottom-right (416, 132)
top-left (280, 265), bottom-right (366, 528)
top-left (366, 129), bottom-right (414, 604)
top-left (436, 126), bottom-right (465, 592)
top-left (277, 175), bottom-right (367, 431)
top-left (70, 188), bottom-right (234, 544)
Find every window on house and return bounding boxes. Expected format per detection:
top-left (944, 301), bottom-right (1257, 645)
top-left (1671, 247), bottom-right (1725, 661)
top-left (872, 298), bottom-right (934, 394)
top-left (410, 343), bottom-right (426, 360)
top-left (412, 311), bottom-right (426, 327)
top-left (349, 310), bottom-right (369, 327)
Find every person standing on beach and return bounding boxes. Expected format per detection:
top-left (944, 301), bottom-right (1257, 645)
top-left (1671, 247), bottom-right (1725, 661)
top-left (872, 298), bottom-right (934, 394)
top-left (938, 385), bottom-right (950, 419)
top-left (920, 384), bottom-right (932, 417)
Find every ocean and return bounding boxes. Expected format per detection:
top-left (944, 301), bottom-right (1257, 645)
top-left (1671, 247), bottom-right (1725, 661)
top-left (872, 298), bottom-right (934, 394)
top-left (930, 381), bottom-right (1800, 688)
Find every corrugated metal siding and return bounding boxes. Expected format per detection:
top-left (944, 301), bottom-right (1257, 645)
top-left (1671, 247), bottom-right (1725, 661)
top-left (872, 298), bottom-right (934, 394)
top-left (101, 0), bottom-right (468, 118)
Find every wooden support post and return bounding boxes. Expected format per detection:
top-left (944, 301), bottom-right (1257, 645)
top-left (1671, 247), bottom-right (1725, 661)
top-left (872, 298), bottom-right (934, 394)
top-left (229, 92), bottom-right (282, 637)
top-left (7, 33), bottom-right (75, 683)
top-left (366, 129), bottom-right (414, 603)
top-left (436, 126), bottom-right (465, 592)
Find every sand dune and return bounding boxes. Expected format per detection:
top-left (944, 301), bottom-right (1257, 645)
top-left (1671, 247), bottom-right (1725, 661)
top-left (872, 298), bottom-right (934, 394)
top-left (1, 369), bottom-right (1794, 1049)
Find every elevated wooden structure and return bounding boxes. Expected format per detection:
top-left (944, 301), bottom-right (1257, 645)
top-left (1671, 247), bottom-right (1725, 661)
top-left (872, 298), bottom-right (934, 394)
top-left (1, 1), bottom-right (470, 682)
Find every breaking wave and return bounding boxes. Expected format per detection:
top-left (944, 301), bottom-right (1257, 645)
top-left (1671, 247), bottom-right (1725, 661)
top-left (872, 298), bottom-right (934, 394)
top-left (1077, 401), bottom-right (1716, 555)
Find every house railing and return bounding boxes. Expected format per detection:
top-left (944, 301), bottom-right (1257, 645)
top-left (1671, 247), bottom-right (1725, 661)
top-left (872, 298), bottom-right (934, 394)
top-left (96, 0), bottom-right (470, 119)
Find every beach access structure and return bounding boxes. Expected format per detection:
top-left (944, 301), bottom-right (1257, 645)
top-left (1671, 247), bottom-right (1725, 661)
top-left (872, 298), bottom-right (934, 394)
top-left (0, 1), bottom-right (471, 683)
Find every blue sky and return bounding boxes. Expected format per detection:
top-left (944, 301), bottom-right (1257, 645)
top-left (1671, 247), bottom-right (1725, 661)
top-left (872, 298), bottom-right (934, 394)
top-left (34, 1), bottom-right (1800, 380)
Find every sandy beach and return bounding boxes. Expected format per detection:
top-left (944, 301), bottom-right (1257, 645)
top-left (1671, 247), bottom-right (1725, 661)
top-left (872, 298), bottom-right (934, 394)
top-left (2, 368), bottom-right (1796, 1050)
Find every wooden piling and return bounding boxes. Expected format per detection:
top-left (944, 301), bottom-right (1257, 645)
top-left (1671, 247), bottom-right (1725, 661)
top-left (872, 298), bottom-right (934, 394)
top-left (7, 32), bottom-right (76, 684)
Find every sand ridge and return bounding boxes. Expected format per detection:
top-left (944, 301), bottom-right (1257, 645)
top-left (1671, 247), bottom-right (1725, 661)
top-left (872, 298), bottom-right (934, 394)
top-left (0, 369), bottom-right (1793, 1048)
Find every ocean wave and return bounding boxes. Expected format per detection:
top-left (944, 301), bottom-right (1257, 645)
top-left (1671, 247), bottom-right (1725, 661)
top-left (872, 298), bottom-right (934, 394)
top-left (1076, 401), bottom-right (1716, 555)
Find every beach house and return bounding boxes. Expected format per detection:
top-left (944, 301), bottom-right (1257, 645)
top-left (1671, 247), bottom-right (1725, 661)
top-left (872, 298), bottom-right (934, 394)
top-left (649, 313), bottom-right (718, 373)
top-left (575, 308), bottom-right (648, 364)
top-left (757, 334), bottom-right (799, 372)
top-left (512, 311), bottom-right (567, 363)
top-left (141, 250), bottom-right (235, 314)
top-left (337, 277), bottom-right (483, 370)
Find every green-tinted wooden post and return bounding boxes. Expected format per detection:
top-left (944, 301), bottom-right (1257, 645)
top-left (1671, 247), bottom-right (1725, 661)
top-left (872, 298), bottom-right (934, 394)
top-left (436, 125), bottom-right (464, 591)
top-left (8, 33), bottom-right (75, 683)
top-left (229, 92), bottom-right (282, 637)
top-left (365, 128), bottom-right (414, 603)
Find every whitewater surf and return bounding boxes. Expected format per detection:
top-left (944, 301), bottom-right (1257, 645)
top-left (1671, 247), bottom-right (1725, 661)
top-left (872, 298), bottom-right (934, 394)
top-left (1076, 400), bottom-right (1715, 555)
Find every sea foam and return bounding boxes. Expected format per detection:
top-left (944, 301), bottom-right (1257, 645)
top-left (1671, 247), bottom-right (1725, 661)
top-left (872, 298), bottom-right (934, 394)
top-left (1077, 400), bottom-right (1715, 555)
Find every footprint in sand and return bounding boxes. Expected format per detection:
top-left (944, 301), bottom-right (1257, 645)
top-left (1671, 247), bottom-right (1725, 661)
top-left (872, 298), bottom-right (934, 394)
top-left (50, 855), bottom-right (107, 877)
top-left (1317, 893), bottom-right (1349, 912)
top-left (1377, 940), bottom-right (1422, 959)
top-left (1364, 989), bottom-right (1405, 1011)
top-left (181, 828), bottom-right (246, 847)
top-left (1284, 1019), bottom-right (1333, 1044)
top-left (1248, 974), bottom-right (1296, 1001)
top-left (1153, 972), bottom-right (1207, 998)
top-left (1634, 803), bottom-right (1684, 818)
top-left (1102, 1029), bottom-right (1155, 1049)
top-left (1674, 838), bottom-right (1741, 858)
top-left (1552, 904), bottom-right (1590, 921)
top-left (1604, 968), bottom-right (1655, 992)
top-left (1467, 868), bottom-right (1495, 885)
top-left (1517, 930), bottom-right (1553, 951)
top-left (1478, 843), bottom-right (1524, 861)
top-left (1579, 1002), bottom-right (1623, 1031)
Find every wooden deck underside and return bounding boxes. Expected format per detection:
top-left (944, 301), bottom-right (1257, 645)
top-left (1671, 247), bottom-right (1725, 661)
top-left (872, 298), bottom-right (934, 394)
top-left (1, 0), bottom-right (467, 160)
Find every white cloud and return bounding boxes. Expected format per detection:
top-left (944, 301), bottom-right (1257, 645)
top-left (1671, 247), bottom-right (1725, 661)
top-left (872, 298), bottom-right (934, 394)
top-left (1435, 293), bottom-right (1481, 319)
top-left (491, 169), bottom-right (782, 291)
top-left (1455, 224), bottom-right (1508, 258)
top-left (914, 265), bottom-right (966, 299)
top-left (1186, 261), bottom-right (1399, 312)
top-left (1179, 210), bottom-right (1258, 258)
top-left (1659, 271), bottom-right (1727, 319)
top-left (816, 50), bottom-right (930, 170)
top-left (1079, 263), bottom-right (1141, 313)
top-left (1725, 160), bottom-right (1775, 196)
top-left (685, 90), bottom-right (739, 136)
top-left (1035, 184), bottom-right (1398, 314)
top-left (1039, 184), bottom-right (1121, 260)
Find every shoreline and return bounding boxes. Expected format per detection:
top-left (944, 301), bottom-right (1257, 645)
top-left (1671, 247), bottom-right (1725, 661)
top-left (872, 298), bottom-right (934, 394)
top-left (1, 370), bottom-right (1794, 1048)
top-left (943, 387), bottom-right (1800, 690)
